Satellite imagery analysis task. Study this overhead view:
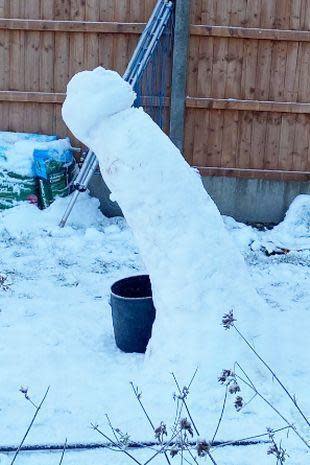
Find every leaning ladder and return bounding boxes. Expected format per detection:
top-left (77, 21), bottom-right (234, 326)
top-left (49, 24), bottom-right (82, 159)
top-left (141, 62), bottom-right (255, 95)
top-left (59, 0), bottom-right (174, 227)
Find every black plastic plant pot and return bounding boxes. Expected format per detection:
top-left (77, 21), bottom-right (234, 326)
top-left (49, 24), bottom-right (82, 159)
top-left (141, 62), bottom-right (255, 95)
top-left (110, 275), bottom-right (156, 353)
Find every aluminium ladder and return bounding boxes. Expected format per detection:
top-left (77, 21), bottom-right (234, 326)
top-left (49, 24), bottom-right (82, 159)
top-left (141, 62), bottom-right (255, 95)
top-left (59, 0), bottom-right (174, 227)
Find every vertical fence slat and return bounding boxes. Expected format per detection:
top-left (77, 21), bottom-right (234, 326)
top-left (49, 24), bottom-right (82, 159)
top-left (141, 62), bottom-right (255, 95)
top-left (98, 1), bottom-right (115, 69)
top-left (85, 0), bottom-right (100, 71)
top-left (69, 1), bottom-right (85, 79)
top-left (0, 27), bottom-right (10, 130)
top-left (40, 0), bottom-right (54, 135)
top-left (53, 0), bottom-right (70, 138)
top-left (114, 1), bottom-right (130, 74)
top-left (23, 0), bottom-right (40, 133)
top-left (0, 0), bottom-right (309, 181)
top-left (8, 1), bottom-right (25, 131)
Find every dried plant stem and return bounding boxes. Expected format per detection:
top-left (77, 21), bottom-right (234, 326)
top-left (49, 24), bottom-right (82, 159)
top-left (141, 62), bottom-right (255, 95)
top-left (26, 399), bottom-right (38, 409)
top-left (233, 325), bottom-right (310, 428)
top-left (212, 386), bottom-right (228, 443)
top-left (212, 425), bottom-right (291, 449)
top-left (91, 424), bottom-right (143, 465)
top-left (105, 414), bottom-right (120, 444)
top-left (130, 382), bottom-right (171, 465)
top-left (236, 374), bottom-right (310, 450)
top-left (10, 386), bottom-right (50, 465)
top-left (172, 397), bottom-right (184, 434)
top-left (187, 368), bottom-right (199, 390)
top-left (184, 444), bottom-right (199, 465)
top-left (143, 429), bottom-right (182, 465)
top-left (206, 449), bottom-right (219, 465)
top-left (130, 383), bottom-right (155, 429)
top-left (58, 438), bottom-right (67, 465)
top-left (269, 435), bottom-right (285, 465)
top-left (171, 373), bottom-right (200, 436)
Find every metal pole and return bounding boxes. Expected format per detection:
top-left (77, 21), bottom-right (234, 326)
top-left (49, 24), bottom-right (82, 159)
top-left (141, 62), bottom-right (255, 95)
top-left (58, 190), bottom-right (81, 228)
top-left (169, 0), bottom-right (191, 152)
top-left (59, 0), bottom-right (174, 227)
top-left (130, 3), bottom-right (173, 88)
top-left (123, 0), bottom-right (166, 83)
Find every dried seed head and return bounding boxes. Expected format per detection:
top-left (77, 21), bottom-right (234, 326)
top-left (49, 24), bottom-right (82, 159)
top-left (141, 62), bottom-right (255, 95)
top-left (222, 310), bottom-right (236, 330)
top-left (218, 369), bottom-right (234, 384)
top-left (170, 446), bottom-right (179, 458)
top-left (266, 427), bottom-right (274, 438)
top-left (0, 275), bottom-right (10, 291)
top-left (228, 380), bottom-right (241, 395)
top-left (234, 396), bottom-right (244, 412)
top-left (196, 440), bottom-right (210, 457)
top-left (180, 418), bottom-right (194, 437)
top-left (267, 445), bottom-right (278, 456)
top-left (20, 386), bottom-right (28, 395)
top-left (154, 422), bottom-right (167, 441)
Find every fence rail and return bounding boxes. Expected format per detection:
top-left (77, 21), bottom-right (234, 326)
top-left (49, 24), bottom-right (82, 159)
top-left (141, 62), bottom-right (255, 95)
top-left (0, 0), bottom-right (309, 181)
top-left (184, 0), bottom-right (310, 181)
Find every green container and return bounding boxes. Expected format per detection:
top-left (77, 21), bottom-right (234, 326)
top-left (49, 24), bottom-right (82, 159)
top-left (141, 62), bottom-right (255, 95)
top-left (0, 170), bottom-right (37, 209)
top-left (33, 151), bottom-right (78, 209)
top-left (0, 133), bottom-right (78, 211)
top-left (0, 155), bottom-right (78, 211)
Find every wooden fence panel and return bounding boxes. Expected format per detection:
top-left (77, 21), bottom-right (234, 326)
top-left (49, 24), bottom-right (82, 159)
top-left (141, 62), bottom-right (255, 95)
top-left (186, 0), bottom-right (310, 181)
top-left (0, 0), bottom-right (309, 181)
top-left (0, 0), bottom-right (157, 146)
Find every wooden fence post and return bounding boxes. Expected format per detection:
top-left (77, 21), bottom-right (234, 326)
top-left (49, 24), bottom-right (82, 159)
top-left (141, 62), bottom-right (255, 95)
top-left (169, 0), bottom-right (191, 152)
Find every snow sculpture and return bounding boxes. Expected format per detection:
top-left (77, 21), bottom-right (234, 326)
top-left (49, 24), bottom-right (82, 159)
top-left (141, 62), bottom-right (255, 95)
top-left (63, 67), bottom-right (267, 373)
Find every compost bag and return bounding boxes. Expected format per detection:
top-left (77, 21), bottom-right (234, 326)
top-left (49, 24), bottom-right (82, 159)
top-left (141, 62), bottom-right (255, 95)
top-left (0, 132), bottom-right (78, 210)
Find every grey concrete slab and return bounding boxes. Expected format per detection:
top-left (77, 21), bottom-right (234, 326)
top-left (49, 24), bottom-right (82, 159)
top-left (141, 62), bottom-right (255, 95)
top-left (89, 172), bottom-right (310, 224)
top-left (202, 176), bottom-right (310, 224)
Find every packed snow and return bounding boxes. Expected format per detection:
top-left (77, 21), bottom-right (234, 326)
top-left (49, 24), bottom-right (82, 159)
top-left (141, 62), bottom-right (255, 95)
top-left (62, 68), bottom-right (270, 377)
top-left (0, 67), bottom-right (309, 464)
top-left (0, 194), bottom-right (309, 465)
top-left (257, 195), bottom-right (310, 252)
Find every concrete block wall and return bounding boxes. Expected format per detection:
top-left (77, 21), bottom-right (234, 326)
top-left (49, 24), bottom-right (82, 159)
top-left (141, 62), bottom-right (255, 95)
top-left (89, 172), bottom-right (310, 225)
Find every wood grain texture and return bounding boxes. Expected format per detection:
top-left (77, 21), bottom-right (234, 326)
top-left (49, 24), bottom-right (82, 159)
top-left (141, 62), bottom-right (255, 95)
top-left (185, 0), bottom-right (310, 180)
top-left (0, 0), bottom-right (309, 181)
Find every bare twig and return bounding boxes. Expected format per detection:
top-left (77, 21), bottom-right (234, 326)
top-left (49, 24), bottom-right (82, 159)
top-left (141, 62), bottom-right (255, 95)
top-left (130, 382), bottom-right (171, 465)
top-left (212, 425), bottom-right (291, 449)
top-left (212, 386), bottom-right (228, 444)
top-left (171, 372), bottom-right (200, 436)
top-left (267, 429), bottom-right (288, 465)
top-left (235, 372), bottom-right (310, 450)
top-left (91, 423), bottom-right (143, 465)
top-left (58, 438), bottom-right (67, 465)
top-left (172, 397), bottom-right (184, 435)
top-left (105, 414), bottom-right (120, 444)
top-left (206, 449), bottom-right (219, 465)
top-left (225, 311), bottom-right (310, 429)
top-left (10, 386), bottom-right (50, 465)
top-left (184, 443), bottom-right (199, 465)
top-left (143, 429), bottom-right (182, 465)
top-left (130, 383), bottom-right (155, 430)
top-left (187, 368), bottom-right (199, 391)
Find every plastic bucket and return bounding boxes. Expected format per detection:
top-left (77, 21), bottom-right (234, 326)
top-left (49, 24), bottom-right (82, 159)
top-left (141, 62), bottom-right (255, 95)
top-left (110, 275), bottom-right (156, 353)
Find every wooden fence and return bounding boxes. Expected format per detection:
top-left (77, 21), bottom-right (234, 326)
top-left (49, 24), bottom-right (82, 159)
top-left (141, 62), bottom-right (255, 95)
top-left (0, 1), bottom-right (309, 182)
top-left (0, 1), bottom-right (156, 146)
top-left (185, 0), bottom-right (310, 181)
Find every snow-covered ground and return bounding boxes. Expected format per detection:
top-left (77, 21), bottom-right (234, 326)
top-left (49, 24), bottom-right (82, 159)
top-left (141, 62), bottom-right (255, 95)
top-left (0, 194), bottom-right (309, 464)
